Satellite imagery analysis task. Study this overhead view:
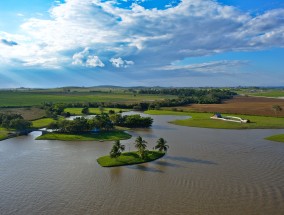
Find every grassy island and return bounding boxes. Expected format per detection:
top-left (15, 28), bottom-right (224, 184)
top-left (97, 151), bottom-right (165, 167)
top-left (145, 110), bottom-right (284, 129)
top-left (36, 130), bottom-right (131, 141)
top-left (265, 134), bottom-right (284, 143)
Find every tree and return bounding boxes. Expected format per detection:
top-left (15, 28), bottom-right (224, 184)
top-left (110, 140), bottom-right (125, 158)
top-left (134, 136), bottom-right (148, 159)
top-left (9, 118), bottom-right (32, 130)
top-left (82, 107), bottom-right (89, 115)
top-left (99, 106), bottom-right (105, 114)
top-left (155, 138), bottom-right (169, 153)
top-left (272, 105), bottom-right (282, 117)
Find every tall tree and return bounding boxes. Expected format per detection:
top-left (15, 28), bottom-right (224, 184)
top-left (155, 138), bottom-right (169, 153)
top-left (110, 140), bottom-right (125, 158)
top-left (134, 136), bottom-right (148, 159)
top-left (272, 105), bottom-right (282, 117)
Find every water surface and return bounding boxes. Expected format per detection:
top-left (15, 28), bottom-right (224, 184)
top-left (0, 113), bottom-right (284, 215)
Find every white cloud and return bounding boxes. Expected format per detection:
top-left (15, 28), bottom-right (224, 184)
top-left (160, 60), bottom-right (249, 74)
top-left (72, 48), bottom-right (105, 67)
top-left (0, 0), bottom-right (283, 72)
top-left (110, 57), bottom-right (134, 68)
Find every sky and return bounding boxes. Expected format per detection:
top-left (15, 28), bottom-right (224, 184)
top-left (0, 0), bottom-right (284, 88)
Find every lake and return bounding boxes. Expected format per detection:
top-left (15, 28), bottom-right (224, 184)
top-left (0, 112), bottom-right (284, 214)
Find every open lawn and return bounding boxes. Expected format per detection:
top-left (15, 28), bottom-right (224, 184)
top-left (32, 118), bottom-right (56, 128)
top-left (0, 91), bottom-right (176, 107)
top-left (64, 107), bottom-right (130, 115)
top-left (36, 130), bottom-right (131, 141)
top-left (97, 151), bottom-right (165, 167)
top-left (173, 96), bottom-right (284, 117)
top-left (145, 110), bottom-right (284, 129)
top-left (265, 134), bottom-right (284, 143)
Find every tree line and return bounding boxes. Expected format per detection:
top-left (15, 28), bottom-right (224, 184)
top-left (48, 113), bottom-right (153, 133)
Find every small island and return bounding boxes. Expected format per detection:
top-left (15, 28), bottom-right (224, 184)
top-left (97, 136), bottom-right (169, 167)
top-left (97, 151), bottom-right (165, 167)
top-left (35, 113), bottom-right (153, 141)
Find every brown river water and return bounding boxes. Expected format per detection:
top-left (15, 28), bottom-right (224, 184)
top-left (0, 112), bottom-right (284, 215)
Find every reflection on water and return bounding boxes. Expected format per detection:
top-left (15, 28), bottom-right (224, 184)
top-left (0, 112), bottom-right (284, 215)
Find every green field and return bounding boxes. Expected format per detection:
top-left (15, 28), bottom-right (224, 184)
top-left (97, 151), bottom-right (165, 167)
top-left (0, 91), bottom-right (176, 107)
top-left (64, 107), bottom-right (130, 115)
top-left (265, 134), bottom-right (284, 143)
top-left (36, 131), bottom-right (131, 141)
top-left (32, 118), bottom-right (56, 128)
top-left (145, 110), bottom-right (284, 129)
top-left (235, 89), bottom-right (284, 97)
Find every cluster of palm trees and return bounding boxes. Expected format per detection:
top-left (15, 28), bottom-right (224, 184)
top-left (109, 136), bottom-right (169, 159)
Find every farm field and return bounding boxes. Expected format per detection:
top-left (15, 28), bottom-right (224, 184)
top-left (0, 107), bottom-right (45, 120)
top-left (175, 96), bottom-right (284, 117)
top-left (0, 91), bottom-right (176, 107)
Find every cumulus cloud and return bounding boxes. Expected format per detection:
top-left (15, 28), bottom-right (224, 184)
top-left (0, 0), bottom-right (283, 73)
top-left (72, 48), bottom-right (105, 67)
top-left (110, 57), bottom-right (134, 68)
top-left (1, 39), bottom-right (18, 46)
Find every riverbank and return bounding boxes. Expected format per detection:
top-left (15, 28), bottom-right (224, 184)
top-left (145, 110), bottom-right (284, 129)
top-left (97, 151), bottom-right (165, 167)
top-left (265, 134), bottom-right (284, 143)
top-left (36, 130), bottom-right (131, 141)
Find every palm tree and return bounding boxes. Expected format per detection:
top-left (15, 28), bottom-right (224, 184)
top-left (134, 136), bottom-right (148, 158)
top-left (272, 105), bottom-right (282, 117)
top-left (155, 138), bottom-right (169, 153)
top-left (110, 140), bottom-right (125, 158)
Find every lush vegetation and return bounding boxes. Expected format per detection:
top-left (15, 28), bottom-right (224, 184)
top-left (0, 113), bottom-right (31, 130)
top-left (36, 130), bottom-right (131, 141)
top-left (97, 151), bottom-right (165, 167)
top-left (64, 107), bottom-right (130, 115)
top-left (145, 110), bottom-right (284, 129)
top-left (265, 134), bottom-right (284, 143)
top-left (111, 114), bottom-right (153, 128)
top-left (32, 118), bottom-right (56, 128)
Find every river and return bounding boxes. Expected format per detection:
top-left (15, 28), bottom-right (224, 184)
top-left (0, 112), bottom-right (284, 215)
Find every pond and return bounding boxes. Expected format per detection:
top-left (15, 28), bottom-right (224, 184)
top-left (0, 112), bottom-right (284, 214)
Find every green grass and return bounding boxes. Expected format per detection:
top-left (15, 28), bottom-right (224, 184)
top-left (0, 127), bottom-right (10, 141)
top-left (97, 151), bottom-right (165, 167)
top-left (265, 134), bottom-right (284, 143)
top-left (64, 107), bottom-right (130, 115)
top-left (0, 91), bottom-right (176, 107)
top-left (36, 130), bottom-right (131, 141)
top-left (32, 118), bottom-right (56, 128)
top-left (145, 110), bottom-right (284, 129)
top-left (235, 89), bottom-right (284, 97)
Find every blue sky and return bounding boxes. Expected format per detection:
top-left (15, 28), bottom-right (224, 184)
top-left (0, 0), bottom-right (284, 88)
